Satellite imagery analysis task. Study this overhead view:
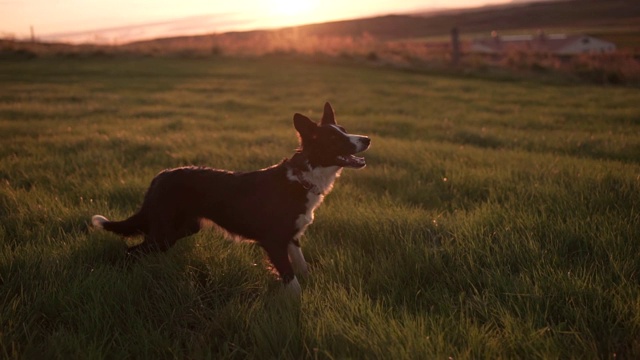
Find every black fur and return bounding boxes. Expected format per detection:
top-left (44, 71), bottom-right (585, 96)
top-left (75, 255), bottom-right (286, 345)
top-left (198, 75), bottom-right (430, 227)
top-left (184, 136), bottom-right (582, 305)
top-left (93, 102), bottom-right (370, 289)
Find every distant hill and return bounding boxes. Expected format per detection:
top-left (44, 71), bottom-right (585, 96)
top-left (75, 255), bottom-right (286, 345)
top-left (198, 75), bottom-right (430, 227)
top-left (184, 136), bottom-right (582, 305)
top-left (281, 0), bottom-right (638, 40)
top-left (127, 0), bottom-right (638, 48)
top-left (510, 0), bottom-right (559, 3)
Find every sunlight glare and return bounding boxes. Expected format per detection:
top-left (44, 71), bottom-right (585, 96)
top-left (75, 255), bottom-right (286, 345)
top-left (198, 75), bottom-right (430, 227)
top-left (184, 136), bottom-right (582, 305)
top-left (270, 0), bottom-right (318, 17)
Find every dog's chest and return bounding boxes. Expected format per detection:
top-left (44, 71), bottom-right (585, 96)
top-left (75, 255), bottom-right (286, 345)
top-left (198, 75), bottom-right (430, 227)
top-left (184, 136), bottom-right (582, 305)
top-left (289, 166), bottom-right (342, 239)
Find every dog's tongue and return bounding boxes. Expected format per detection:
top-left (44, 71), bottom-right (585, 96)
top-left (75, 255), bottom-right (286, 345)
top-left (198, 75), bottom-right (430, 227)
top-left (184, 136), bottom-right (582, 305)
top-left (337, 155), bottom-right (366, 169)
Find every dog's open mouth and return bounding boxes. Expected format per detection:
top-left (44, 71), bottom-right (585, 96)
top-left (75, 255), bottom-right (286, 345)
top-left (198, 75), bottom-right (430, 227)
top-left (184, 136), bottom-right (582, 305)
top-left (336, 154), bottom-right (366, 169)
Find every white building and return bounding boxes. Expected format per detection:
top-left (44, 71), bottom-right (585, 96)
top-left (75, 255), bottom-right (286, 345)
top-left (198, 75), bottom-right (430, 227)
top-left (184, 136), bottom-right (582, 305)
top-left (471, 33), bottom-right (616, 55)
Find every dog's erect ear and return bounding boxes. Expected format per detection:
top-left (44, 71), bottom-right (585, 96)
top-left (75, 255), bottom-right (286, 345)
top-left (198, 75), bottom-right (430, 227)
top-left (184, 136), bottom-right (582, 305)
top-left (294, 113), bottom-right (316, 136)
top-left (321, 102), bottom-right (336, 125)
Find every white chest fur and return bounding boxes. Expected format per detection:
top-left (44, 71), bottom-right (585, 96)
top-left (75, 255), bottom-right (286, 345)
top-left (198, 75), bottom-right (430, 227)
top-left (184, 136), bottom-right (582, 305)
top-left (288, 166), bottom-right (342, 239)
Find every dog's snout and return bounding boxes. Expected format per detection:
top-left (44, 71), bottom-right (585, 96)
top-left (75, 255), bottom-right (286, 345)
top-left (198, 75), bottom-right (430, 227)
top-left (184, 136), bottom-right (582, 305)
top-left (355, 136), bottom-right (371, 153)
top-left (348, 134), bottom-right (371, 152)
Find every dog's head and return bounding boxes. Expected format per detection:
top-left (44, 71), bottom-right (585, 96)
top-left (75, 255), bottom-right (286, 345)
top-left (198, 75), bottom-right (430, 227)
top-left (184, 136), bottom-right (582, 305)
top-left (294, 102), bottom-right (370, 169)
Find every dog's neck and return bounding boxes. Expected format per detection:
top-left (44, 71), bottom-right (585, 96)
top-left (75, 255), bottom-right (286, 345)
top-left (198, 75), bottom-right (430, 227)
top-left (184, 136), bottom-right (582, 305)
top-left (286, 152), bottom-right (342, 196)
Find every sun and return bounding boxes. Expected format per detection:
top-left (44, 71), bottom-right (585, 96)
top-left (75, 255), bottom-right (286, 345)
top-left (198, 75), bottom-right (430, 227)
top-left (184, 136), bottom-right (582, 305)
top-left (270, 0), bottom-right (318, 17)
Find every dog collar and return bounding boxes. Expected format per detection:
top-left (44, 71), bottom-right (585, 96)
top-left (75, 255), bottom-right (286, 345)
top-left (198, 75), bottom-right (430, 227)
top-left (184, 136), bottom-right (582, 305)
top-left (288, 152), bottom-right (325, 196)
top-left (291, 167), bottom-right (324, 196)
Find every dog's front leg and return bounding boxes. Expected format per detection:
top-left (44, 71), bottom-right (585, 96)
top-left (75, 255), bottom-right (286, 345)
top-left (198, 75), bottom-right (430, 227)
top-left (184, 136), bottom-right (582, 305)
top-left (264, 242), bottom-right (301, 296)
top-left (288, 240), bottom-right (309, 277)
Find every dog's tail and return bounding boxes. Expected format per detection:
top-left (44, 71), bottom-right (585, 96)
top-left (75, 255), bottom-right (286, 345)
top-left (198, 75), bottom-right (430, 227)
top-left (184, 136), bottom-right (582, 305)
top-left (92, 212), bottom-right (146, 237)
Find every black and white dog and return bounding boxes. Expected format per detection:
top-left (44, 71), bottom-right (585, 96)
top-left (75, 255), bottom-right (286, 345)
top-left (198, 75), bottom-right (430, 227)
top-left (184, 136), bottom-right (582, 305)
top-left (92, 103), bottom-right (370, 294)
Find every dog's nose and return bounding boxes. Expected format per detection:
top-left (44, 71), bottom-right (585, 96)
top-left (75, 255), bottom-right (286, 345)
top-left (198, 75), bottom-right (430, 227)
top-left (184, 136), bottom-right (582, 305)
top-left (361, 137), bottom-right (371, 147)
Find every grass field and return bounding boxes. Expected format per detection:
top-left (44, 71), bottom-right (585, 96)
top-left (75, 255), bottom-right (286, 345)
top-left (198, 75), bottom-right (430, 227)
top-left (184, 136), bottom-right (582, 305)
top-left (1, 57), bottom-right (639, 359)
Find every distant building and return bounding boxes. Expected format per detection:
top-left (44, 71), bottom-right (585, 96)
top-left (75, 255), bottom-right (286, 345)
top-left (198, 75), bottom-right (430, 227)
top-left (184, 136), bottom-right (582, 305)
top-left (471, 32), bottom-right (616, 55)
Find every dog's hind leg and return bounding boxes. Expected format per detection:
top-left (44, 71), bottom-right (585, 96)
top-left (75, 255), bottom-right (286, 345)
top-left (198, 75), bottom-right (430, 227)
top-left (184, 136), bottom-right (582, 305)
top-left (127, 216), bottom-right (181, 254)
top-left (176, 217), bottom-right (202, 238)
top-left (126, 235), bottom-right (158, 255)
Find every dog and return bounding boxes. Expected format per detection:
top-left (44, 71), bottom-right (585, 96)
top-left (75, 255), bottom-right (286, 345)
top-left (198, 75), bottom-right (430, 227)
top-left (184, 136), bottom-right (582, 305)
top-left (92, 102), bottom-right (370, 294)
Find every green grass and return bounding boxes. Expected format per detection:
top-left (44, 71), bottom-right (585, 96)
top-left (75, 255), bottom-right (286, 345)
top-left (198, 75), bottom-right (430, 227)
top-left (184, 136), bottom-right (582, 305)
top-left (1, 57), bottom-right (639, 359)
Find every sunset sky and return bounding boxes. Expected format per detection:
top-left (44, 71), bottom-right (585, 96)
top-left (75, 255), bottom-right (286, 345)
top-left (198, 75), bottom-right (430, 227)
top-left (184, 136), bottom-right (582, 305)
top-left (1, 0), bottom-right (513, 43)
